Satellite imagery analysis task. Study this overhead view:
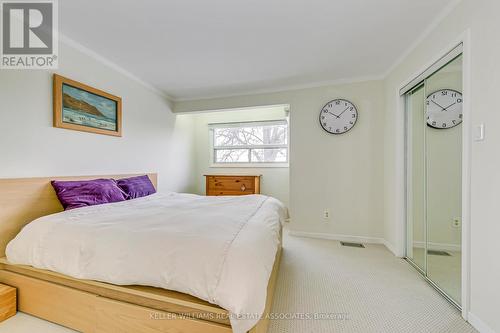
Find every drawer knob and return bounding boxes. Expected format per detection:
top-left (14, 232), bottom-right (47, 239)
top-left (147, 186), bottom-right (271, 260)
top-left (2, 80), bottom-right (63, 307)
top-left (240, 184), bottom-right (246, 191)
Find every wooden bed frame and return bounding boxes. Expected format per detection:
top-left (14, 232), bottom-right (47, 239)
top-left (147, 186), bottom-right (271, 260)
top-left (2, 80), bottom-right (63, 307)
top-left (0, 174), bottom-right (282, 333)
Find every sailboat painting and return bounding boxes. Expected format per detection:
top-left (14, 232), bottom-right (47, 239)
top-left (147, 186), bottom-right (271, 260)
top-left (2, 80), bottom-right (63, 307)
top-left (53, 74), bottom-right (122, 137)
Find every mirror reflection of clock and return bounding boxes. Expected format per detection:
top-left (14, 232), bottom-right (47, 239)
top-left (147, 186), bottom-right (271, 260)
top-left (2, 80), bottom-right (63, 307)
top-left (426, 89), bottom-right (463, 129)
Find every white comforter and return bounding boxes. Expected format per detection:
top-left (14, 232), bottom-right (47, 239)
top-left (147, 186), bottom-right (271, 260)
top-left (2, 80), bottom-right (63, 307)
top-left (6, 192), bottom-right (286, 333)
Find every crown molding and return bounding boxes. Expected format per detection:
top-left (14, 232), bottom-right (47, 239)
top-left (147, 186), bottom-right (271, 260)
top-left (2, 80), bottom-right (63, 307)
top-left (59, 33), bottom-right (173, 102)
top-left (381, 0), bottom-right (463, 79)
top-left (171, 74), bottom-right (384, 102)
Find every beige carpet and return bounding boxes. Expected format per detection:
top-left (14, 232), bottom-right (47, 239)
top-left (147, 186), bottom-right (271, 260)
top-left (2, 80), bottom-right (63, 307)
top-left (268, 233), bottom-right (476, 333)
top-left (0, 232), bottom-right (477, 333)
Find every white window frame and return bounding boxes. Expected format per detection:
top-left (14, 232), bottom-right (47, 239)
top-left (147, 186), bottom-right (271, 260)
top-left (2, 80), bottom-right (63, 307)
top-left (209, 119), bottom-right (289, 168)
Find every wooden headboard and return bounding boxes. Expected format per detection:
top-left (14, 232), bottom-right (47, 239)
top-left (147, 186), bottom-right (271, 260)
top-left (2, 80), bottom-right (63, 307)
top-left (0, 173), bottom-right (157, 257)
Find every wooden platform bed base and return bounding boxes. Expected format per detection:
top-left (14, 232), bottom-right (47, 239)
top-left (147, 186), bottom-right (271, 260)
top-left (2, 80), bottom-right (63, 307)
top-left (0, 174), bottom-right (282, 333)
top-left (0, 246), bottom-right (281, 333)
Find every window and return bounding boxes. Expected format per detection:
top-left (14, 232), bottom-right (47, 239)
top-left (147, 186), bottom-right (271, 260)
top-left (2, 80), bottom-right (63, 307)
top-left (209, 120), bottom-right (288, 166)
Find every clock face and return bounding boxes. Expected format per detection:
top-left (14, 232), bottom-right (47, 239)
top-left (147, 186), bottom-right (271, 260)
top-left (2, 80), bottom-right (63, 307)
top-left (319, 99), bottom-right (358, 134)
top-left (426, 89), bottom-right (463, 129)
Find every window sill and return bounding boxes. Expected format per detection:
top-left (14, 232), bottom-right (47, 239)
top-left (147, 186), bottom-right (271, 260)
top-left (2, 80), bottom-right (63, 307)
top-left (209, 163), bottom-right (289, 168)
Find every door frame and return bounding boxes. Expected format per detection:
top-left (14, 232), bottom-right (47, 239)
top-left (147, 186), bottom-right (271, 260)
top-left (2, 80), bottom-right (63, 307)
top-left (404, 82), bottom-right (426, 269)
top-left (396, 29), bottom-right (472, 320)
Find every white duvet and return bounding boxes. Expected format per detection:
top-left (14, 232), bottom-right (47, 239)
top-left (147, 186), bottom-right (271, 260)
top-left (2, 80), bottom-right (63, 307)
top-left (6, 192), bottom-right (286, 333)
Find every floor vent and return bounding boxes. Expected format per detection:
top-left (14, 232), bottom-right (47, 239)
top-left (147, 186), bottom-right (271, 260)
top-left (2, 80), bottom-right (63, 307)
top-left (427, 250), bottom-right (451, 256)
top-left (340, 241), bottom-right (365, 248)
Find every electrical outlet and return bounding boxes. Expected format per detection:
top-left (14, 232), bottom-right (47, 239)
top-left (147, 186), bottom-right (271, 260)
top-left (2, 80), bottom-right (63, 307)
top-left (323, 209), bottom-right (330, 220)
top-left (451, 218), bottom-right (461, 228)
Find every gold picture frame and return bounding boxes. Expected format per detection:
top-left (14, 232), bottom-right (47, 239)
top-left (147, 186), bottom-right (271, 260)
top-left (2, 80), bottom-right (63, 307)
top-left (53, 74), bottom-right (122, 137)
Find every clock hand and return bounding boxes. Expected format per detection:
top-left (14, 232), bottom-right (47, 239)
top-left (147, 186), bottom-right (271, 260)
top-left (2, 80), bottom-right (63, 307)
top-left (337, 107), bottom-right (350, 118)
top-left (328, 112), bottom-right (340, 118)
top-left (431, 100), bottom-right (447, 111)
top-left (443, 102), bottom-right (457, 111)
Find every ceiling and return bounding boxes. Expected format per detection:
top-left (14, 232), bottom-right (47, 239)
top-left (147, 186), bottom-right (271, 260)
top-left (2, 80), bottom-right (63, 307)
top-left (60, 0), bottom-right (457, 101)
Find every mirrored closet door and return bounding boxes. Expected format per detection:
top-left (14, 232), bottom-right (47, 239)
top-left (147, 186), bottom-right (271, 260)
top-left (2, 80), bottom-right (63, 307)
top-left (405, 52), bottom-right (463, 308)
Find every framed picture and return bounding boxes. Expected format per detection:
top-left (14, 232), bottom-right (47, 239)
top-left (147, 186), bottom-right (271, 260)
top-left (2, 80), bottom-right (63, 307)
top-left (53, 74), bottom-right (122, 137)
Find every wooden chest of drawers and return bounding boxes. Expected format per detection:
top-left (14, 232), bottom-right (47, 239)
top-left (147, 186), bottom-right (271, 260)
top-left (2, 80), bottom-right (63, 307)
top-left (205, 175), bottom-right (261, 196)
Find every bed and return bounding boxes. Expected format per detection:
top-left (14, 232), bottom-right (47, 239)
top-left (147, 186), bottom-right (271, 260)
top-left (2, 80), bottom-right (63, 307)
top-left (0, 174), bottom-right (284, 333)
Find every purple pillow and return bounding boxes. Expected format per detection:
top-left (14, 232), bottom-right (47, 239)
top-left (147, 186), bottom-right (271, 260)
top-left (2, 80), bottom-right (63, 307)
top-left (51, 178), bottom-right (128, 210)
top-left (116, 175), bottom-right (156, 199)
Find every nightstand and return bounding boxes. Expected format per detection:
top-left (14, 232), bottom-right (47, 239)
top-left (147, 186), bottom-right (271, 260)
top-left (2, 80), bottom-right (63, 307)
top-left (205, 175), bottom-right (261, 196)
top-left (0, 283), bottom-right (16, 322)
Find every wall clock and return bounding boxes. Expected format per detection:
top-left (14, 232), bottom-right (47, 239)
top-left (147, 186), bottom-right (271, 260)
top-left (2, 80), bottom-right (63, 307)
top-left (426, 89), bottom-right (463, 129)
top-left (319, 99), bottom-right (358, 134)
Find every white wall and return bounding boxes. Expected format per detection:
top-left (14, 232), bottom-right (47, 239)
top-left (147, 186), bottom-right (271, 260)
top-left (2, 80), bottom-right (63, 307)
top-left (0, 41), bottom-right (194, 192)
top-left (178, 106), bottom-right (289, 205)
top-left (175, 80), bottom-right (386, 241)
top-left (383, 0), bottom-right (500, 331)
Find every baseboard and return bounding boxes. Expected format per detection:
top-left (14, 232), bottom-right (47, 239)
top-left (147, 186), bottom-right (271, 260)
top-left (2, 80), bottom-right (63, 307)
top-left (288, 231), bottom-right (385, 245)
top-left (468, 312), bottom-right (497, 333)
top-left (412, 241), bottom-right (461, 252)
top-left (382, 239), bottom-right (401, 257)
top-left (287, 231), bottom-right (404, 257)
